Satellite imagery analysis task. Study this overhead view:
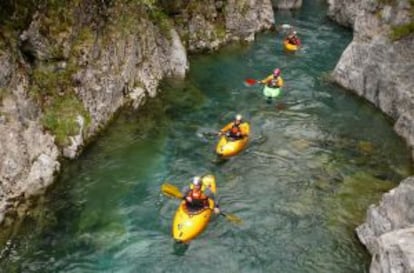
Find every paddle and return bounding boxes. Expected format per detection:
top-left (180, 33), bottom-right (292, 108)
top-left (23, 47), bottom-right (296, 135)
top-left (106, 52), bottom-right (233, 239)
top-left (160, 183), bottom-right (243, 225)
top-left (244, 78), bottom-right (260, 86)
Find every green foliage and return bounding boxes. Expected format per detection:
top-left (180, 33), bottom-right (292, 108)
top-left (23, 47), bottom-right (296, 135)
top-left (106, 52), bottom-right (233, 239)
top-left (42, 94), bottom-right (90, 146)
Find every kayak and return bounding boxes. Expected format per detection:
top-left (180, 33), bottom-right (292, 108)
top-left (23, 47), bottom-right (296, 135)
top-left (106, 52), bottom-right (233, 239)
top-left (216, 122), bottom-right (250, 158)
top-left (172, 175), bottom-right (217, 243)
top-left (283, 39), bottom-right (299, 52)
top-left (263, 85), bottom-right (282, 98)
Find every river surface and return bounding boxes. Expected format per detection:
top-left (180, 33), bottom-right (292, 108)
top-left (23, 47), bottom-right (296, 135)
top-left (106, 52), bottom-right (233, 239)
top-left (1, 1), bottom-right (412, 273)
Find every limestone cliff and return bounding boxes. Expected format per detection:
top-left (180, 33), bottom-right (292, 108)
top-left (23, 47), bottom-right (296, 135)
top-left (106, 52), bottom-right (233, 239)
top-left (273, 0), bottom-right (303, 9)
top-left (328, 0), bottom-right (414, 272)
top-left (0, 0), bottom-right (274, 233)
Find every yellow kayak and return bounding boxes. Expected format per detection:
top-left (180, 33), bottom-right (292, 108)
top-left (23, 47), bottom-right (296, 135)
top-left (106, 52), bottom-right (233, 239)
top-left (283, 39), bottom-right (299, 52)
top-left (216, 122), bottom-right (250, 158)
top-left (172, 175), bottom-right (217, 243)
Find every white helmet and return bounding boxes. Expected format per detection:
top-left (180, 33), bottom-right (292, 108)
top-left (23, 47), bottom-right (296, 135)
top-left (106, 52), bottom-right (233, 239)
top-left (235, 114), bottom-right (243, 121)
top-left (192, 176), bottom-right (201, 186)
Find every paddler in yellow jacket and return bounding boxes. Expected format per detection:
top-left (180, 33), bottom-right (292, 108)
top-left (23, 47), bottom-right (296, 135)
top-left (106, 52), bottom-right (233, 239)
top-left (218, 114), bottom-right (249, 140)
top-left (258, 68), bottom-right (284, 88)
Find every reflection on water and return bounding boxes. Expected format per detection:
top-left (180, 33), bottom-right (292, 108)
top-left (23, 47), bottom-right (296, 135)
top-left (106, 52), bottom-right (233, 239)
top-left (0, 1), bottom-right (412, 273)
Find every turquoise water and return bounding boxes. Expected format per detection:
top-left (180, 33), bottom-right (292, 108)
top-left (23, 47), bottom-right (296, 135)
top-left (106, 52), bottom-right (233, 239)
top-left (1, 1), bottom-right (412, 273)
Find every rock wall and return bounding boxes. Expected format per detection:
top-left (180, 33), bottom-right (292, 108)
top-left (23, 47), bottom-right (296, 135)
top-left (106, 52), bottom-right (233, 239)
top-left (356, 177), bottom-right (414, 273)
top-left (273, 0), bottom-right (303, 9)
top-left (329, 0), bottom-right (414, 159)
top-left (328, 1), bottom-right (414, 273)
top-left (0, 0), bottom-right (274, 232)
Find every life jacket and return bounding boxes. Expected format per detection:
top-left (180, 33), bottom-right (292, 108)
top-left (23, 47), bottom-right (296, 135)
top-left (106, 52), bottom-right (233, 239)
top-left (269, 76), bottom-right (281, 88)
top-left (288, 36), bottom-right (299, 45)
top-left (231, 123), bottom-right (241, 135)
top-left (187, 187), bottom-right (209, 208)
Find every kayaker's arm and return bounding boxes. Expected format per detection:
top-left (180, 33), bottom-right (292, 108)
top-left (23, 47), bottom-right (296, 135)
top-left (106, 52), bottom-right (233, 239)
top-left (181, 185), bottom-right (191, 202)
top-left (219, 122), bottom-right (233, 135)
top-left (204, 188), bottom-right (220, 214)
top-left (259, 75), bottom-right (273, 85)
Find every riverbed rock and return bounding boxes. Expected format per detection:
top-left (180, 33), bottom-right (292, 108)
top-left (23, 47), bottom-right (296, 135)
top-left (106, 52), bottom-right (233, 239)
top-left (356, 177), bottom-right (414, 273)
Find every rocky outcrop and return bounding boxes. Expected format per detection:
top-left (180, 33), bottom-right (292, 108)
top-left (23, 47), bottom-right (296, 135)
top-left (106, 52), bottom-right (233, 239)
top-left (356, 177), bottom-right (414, 273)
top-left (273, 0), bottom-right (303, 10)
top-left (328, 0), bottom-right (414, 272)
top-left (0, 0), bottom-right (274, 232)
top-left (329, 0), bottom-right (414, 159)
top-left (163, 0), bottom-right (274, 52)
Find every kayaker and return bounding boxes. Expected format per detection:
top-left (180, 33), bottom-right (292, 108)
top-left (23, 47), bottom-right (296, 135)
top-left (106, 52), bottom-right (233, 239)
top-left (286, 31), bottom-right (301, 46)
top-left (182, 176), bottom-right (220, 214)
top-left (218, 114), bottom-right (246, 140)
top-left (259, 68), bottom-right (283, 88)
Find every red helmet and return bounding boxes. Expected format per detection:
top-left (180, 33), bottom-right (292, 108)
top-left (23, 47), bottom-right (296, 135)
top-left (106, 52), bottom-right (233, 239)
top-left (273, 68), bottom-right (281, 77)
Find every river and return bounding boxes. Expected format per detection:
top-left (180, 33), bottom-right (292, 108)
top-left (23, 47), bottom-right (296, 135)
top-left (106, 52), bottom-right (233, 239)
top-left (0, 1), bottom-right (412, 273)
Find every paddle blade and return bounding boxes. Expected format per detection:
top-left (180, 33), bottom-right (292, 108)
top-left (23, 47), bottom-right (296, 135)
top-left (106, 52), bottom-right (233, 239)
top-left (221, 212), bottom-right (243, 225)
top-left (161, 183), bottom-right (183, 199)
top-left (244, 78), bottom-right (258, 86)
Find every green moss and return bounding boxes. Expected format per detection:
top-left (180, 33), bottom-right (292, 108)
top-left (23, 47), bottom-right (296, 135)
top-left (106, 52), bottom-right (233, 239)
top-left (42, 94), bottom-right (90, 146)
top-left (71, 27), bottom-right (95, 58)
top-left (30, 61), bottom-right (91, 146)
top-left (391, 21), bottom-right (414, 40)
top-left (215, 24), bottom-right (226, 39)
top-left (148, 7), bottom-right (173, 39)
top-left (0, 87), bottom-right (8, 104)
top-left (388, 0), bottom-right (414, 40)
top-left (30, 63), bottom-right (77, 101)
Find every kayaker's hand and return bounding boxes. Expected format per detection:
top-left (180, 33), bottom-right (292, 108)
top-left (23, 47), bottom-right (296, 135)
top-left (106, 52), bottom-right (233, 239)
top-left (213, 207), bottom-right (220, 214)
top-left (186, 196), bottom-right (192, 203)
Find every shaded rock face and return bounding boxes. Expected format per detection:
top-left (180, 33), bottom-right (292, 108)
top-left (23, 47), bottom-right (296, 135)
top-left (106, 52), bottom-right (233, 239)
top-left (328, 0), bottom-right (414, 159)
top-left (0, 0), bottom-right (274, 230)
top-left (272, 0), bottom-right (303, 10)
top-left (328, 1), bottom-right (414, 273)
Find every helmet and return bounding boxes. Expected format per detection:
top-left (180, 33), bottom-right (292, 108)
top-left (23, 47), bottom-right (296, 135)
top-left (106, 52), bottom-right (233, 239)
top-left (273, 68), bottom-right (281, 77)
top-left (293, 31), bottom-right (297, 35)
top-left (235, 114), bottom-right (243, 121)
top-left (192, 176), bottom-right (201, 186)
